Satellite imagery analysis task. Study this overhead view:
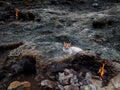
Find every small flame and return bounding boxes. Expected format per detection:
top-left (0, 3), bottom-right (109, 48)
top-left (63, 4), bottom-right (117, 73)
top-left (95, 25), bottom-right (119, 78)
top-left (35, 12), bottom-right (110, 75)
top-left (15, 8), bottom-right (19, 18)
top-left (98, 61), bottom-right (107, 78)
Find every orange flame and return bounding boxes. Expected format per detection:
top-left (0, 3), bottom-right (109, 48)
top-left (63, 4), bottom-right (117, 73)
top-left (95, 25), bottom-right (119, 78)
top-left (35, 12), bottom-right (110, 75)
top-left (98, 61), bottom-right (107, 78)
top-left (15, 8), bottom-right (19, 17)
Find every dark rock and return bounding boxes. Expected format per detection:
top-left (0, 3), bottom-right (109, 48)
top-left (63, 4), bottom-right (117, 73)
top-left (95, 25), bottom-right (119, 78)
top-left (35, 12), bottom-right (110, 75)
top-left (11, 64), bottom-right (23, 74)
top-left (47, 63), bottom-right (69, 73)
top-left (11, 56), bottom-right (36, 75)
top-left (0, 72), bottom-right (6, 81)
top-left (0, 42), bottom-right (23, 52)
top-left (92, 15), bottom-right (120, 29)
top-left (101, 0), bottom-right (120, 3)
top-left (0, 12), bottom-right (12, 21)
top-left (18, 12), bottom-right (28, 21)
top-left (47, 0), bottom-right (88, 5)
top-left (92, 20), bottom-right (106, 29)
top-left (36, 18), bottom-right (41, 22)
top-left (27, 12), bottom-right (35, 21)
top-left (0, 13), bottom-right (5, 21)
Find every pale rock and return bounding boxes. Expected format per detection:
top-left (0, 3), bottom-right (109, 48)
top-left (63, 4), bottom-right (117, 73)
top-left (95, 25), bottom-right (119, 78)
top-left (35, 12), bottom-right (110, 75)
top-left (81, 84), bottom-right (99, 90)
top-left (7, 81), bottom-right (21, 90)
top-left (41, 79), bottom-right (56, 88)
top-left (58, 71), bottom-right (74, 85)
top-left (64, 85), bottom-right (79, 90)
top-left (7, 81), bottom-right (31, 90)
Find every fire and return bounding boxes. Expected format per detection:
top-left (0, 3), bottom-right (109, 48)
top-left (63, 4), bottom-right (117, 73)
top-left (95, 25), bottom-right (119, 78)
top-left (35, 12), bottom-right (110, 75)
top-left (98, 61), bottom-right (107, 78)
top-left (15, 8), bottom-right (19, 19)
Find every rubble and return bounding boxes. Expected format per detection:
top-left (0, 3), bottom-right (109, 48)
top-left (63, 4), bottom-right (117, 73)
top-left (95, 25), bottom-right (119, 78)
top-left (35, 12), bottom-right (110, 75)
top-left (38, 52), bottom-right (119, 90)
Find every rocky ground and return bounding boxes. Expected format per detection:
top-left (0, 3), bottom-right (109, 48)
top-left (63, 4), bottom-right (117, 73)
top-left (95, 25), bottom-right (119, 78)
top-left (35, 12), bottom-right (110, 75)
top-left (0, 0), bottom-right (120, 90)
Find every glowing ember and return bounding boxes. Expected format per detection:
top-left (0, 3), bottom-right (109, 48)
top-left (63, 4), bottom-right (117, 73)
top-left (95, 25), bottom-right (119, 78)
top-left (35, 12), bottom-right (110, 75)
top-left (15, 8), bottom-right (19, 19)
top-left (98, 61), bottom-right (107, 78)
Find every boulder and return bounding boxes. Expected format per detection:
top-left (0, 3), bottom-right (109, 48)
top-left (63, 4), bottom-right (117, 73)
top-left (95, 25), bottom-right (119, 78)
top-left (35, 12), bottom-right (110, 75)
top-left (7, 81), bottom-right (31, 90)
top-left (11, 55), bottom-right (36, 75)
top-left (64, 85), bottom-right (79, 90)
top-left (41, 79), bottom-right (57, 88)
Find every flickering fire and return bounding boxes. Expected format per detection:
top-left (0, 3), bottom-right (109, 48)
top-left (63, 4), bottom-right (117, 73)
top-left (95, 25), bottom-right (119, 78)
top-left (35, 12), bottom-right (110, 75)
top-left (98, 61), bottom-right (107, 78)
top-left (15, 8), bottom-right (19, 19)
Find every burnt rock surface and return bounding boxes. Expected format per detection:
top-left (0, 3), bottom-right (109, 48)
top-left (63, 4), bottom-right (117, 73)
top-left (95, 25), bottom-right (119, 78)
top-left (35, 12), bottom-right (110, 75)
top-left (0, 0), bottom-right (120, 90)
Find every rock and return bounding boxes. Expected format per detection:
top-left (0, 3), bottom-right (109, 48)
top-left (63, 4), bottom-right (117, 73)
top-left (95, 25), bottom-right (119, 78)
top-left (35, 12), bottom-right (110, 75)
top-left (81, 84), bottom-right (98, 90)
top-left (90, 78), bottom-right (102, 88)
top-left (58, 84), bottom-right (64, 90)
top-left (41, 79), bottom-right (56, 88)
top-left (85, 72), bottom-right (102, 88)
top-left (70, 74), bottom-right (78, 85)
top-left (92, 3), bottom-right (99, 8)
top-left (58, 69), bottom-right (79, 86)
top-left (64, 85), bottom-right (79, 90)
top-left (20, 81), bottom-right (31, 90)
top-left (7, 81), bottom-right (31, 90)
top-left (92, 15), bottom-right (120, 29)
top-left (92, 20), bottom-right (107, 29)
top-left (11, 56), bottom-right (36, 75)
top-left (18, 12), bottom-right (28, 21)
top-left (35, 18), bottom-right (41, 22)
top-left (0, 41), bottom-right (23, 51)
top-left (111, 74), bottom-right (120, 89)
top-left (7, 81), bottom-right (21, 90)
top-left (0, 12), bottom-right (13, 22)
top-left (58, 70), bottom-right (74, 85)
top-left (102, 0), bottom-right (120, 3)
top-left (11, 63), bottom-right (23, 73)
top-left (47, 0), bottom-right (88, 5)
top-left (102, 74), bottom-right (120, 90)
top-left (27, 12), bottom-right (35, 21)
top-left (58, 72), bottom-right (70, 85)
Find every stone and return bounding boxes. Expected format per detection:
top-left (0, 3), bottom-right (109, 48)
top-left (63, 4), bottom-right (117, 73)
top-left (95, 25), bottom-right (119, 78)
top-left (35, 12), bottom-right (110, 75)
top-left (7, 81), bottom-right (21, 90)
top-left (7, 81), bottom-right (31, 90)
top-left (58, 71), bottom-right (74, 85)
top-left (81, 84), bottom-right (98, 90)
top-left (20, 81), bottom-right (31, 90)
top-left (41, 79), bottom-right (56, 88)
top-left (90, 78), bottom-right (102, 89)
top-left (11, 56), bottom-right (36, 75)
top-left (27, 12), bottom-right (35, 21)
top-left (64, 85), bottom-right (79, 90)
top-left (18, 12), bottom-right (28, 21)
top-left (111, 73), bottom-right (120, 89)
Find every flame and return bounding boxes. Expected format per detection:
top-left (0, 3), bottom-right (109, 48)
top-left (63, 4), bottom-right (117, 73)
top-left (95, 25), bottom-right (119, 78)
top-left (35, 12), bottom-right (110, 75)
top-left (15, 8), bottom-right (19, 17)
top-left (98, 61), bottom-right (107, 78)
